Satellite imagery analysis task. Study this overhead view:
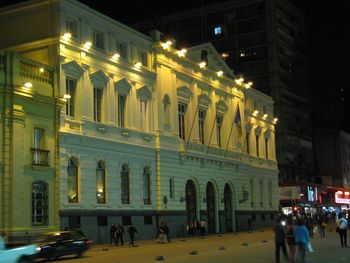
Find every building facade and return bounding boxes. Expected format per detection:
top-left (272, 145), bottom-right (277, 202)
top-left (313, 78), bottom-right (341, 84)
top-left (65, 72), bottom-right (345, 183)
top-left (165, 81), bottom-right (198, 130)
top-left (0, 0), bottom-right (279, 242)
top-left (0, 52), bottom-right (63, 237)
top-left (132, 0), bottom-right (315, 187)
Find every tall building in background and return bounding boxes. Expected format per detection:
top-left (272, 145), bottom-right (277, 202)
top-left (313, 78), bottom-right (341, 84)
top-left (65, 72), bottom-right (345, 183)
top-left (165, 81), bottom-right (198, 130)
top-left (133, 0), bottom-right (315, 185)
top-left (0, 0), bottom-right (278, 242)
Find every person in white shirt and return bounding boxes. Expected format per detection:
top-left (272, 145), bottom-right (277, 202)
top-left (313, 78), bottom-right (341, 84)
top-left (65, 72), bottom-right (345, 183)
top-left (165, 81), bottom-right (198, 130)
top-left (337, 213), bottom-right (348, 247)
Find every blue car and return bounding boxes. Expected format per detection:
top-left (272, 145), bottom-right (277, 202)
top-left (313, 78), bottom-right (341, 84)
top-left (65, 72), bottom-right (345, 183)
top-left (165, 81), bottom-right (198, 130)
top-left (34, 231), bottom-right (93, 261)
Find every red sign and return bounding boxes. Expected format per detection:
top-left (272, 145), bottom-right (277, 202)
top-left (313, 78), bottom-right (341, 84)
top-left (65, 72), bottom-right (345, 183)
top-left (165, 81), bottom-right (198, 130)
top-left (335, 191), bottom-right (350, 204)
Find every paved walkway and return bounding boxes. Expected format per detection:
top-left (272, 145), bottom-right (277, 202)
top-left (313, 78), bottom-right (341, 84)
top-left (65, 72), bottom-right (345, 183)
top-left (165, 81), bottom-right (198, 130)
top-left (53, 224), bottom-right (350, 263)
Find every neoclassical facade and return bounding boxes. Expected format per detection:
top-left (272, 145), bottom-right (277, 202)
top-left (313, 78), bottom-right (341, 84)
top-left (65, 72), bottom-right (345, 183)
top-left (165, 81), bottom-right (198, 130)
top-left (0, 0), bottom-right (279, 242)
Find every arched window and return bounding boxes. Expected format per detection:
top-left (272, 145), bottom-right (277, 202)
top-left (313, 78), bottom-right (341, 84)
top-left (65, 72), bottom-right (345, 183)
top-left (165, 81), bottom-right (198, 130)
top-left (32, 181), bottom-right (48, 225)
top-left (67, 157), bottom-right (78, 203)
top-left (96, 161), bottom-right (106, 203)
top-left (121, 164), bottom-right (130, 204)
top-left (142, 166), bottom-right (151, 205)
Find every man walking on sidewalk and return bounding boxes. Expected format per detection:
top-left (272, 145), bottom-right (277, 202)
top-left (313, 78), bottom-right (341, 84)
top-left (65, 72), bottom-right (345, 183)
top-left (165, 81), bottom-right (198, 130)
top-left (274, 217), bottom-right (288, 263)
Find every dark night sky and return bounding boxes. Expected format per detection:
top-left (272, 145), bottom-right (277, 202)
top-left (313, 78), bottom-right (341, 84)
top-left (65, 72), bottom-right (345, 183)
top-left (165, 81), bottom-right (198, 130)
top-left (1, 0), bottom-right (350, 130)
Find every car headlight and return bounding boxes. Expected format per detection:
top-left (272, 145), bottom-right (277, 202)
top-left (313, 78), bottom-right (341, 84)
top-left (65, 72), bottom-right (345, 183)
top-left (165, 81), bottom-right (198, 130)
top-left (36, 247), bottom-right (41, 252)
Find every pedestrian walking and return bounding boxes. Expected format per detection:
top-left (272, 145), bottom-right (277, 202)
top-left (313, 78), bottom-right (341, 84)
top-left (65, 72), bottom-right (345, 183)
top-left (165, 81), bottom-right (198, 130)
top-left (274, 217), bottom-right (288, 263)
top-left (127, 224), bottom-right (138, 247)
top-left (110, 224), bottom-right (117, 245)
top-left (286, 223), bottom-right (296, 263)
top-left (337, 213), bottom-right (348, 247)
top-left (318, 217), bottom-right (326, 238)
top-left (163, 222), bottom-right (171, 243)
top-left (294, 218), bottom-right (309, 263)
top-left (157, 222), bottom-right (167, 244)
top-left (115, 223), bottom-right (124, 246)
top-left (200, 219), bottom-right (206, 237)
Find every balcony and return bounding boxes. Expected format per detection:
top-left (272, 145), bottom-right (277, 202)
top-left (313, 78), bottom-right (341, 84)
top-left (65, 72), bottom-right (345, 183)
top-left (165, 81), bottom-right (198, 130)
top-left (31, 148), bottom-right (50, 166)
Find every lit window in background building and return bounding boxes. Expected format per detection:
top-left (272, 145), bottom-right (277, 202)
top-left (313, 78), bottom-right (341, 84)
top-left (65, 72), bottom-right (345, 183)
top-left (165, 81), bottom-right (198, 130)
top-left (214, 26), bottom-right (222, 35)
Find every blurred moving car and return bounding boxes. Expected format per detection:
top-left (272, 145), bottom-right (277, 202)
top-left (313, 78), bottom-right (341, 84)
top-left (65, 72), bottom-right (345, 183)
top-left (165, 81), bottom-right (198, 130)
top-left (34, 231), bottom-right (93, 261)
top-left (0, 241), bottom-right (38, 263)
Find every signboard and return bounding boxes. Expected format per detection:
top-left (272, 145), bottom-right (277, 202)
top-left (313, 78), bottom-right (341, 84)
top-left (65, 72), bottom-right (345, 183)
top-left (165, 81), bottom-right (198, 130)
top-left (335, 191), bottom-right (350, 205)
top-left (279, 186), bottom-right (301, 200)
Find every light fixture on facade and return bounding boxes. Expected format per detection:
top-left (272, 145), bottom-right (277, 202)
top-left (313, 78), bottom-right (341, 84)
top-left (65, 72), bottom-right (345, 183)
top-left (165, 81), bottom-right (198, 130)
top-left (263, 113), bottom-right (268, 119)
top-left (273, 117), bottom-right (278, 124)
top-left (63, 33), bottom-right (71, 40)
top-left (222, 52), bottom-right (229, 58)
top-left (217, 71), bottom-right (223, 77)
top-left (63, 94), bottom-right (71, 100)
top-left (23, 82), bottom-right (33, 88)
top-left (161, 40), bottom-right (172, 50)
top-left (199, 61), bottom-right (206, 69)
top-left (84, 41), bottom-right (92, 49)
top-left (235, 77), bottom-right (244, 85)
top-left (245, 81), bottom-right (253, 89)
top-left (39, 67), bottom-right (45, 73)
top-left (112, 53), bottom-right (120, 60)
top-left (252, 110), bottom-right (259, 116)
top-left (135, 62), bottom-right (142, 68)
top-left (177, 48), bottom-right (187, 57)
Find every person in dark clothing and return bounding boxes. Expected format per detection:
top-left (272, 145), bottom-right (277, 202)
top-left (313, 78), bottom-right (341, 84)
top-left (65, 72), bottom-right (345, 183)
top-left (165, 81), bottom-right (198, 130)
top-left (115, 223), bottom-right (124, 245)
top-left (163, 222), bottom-right (170, 243)
top-left (247, 217), bottom-right (253, 232)
top-left (110, 224), bottom-right (117, 245)
top-left (286, 223), bottom-right (296, 263)
top-left (127, 224), bottom-right (138, 247)
top-left (274, 217), bottom-right (288, 263)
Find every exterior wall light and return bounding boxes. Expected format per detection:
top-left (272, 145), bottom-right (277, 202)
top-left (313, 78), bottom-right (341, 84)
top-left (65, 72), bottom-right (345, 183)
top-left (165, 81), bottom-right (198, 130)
top-left (135, 62), bottom-right (142, 68)
top-left (112, 53), bottom-right (120, 60)
top-left (84, 41), bottom-right (92, 49)
top-left (63, 33), bottom-right (71, 40)
top-left (63, 94), bottom-right (71, 100)
top-left (177, 48), bottom-right (187, 57)
top-left (235, 77), bottom-right (244, 85)
top-left (252, 110), bottom-right (259, 116)
top-left (24, 82), bottom-right (33, 88)
top-left (39, 67), bottom-right (45, 73)
top-left (273, 117), bottom-right (278, 124)
top-left (199, 61), bottom-right (206, 69)
top-left (217, 71), bottom-right (223, 77)
top-left (263, 114), bottom-right (268, 119)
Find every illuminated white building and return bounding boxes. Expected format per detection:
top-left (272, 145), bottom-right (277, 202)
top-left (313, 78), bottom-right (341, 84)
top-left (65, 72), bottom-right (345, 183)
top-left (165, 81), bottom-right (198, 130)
top-left (0, 0), bottom-right (279, 242)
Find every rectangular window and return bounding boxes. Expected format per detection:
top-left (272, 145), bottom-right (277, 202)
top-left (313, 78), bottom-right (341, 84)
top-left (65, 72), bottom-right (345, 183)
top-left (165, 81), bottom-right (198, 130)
top-left (144, 215), bottom-right (153, 225)
top-left (139, 50), bottom-right (148, 66)
top-left (66, 78), bottom-right (76, 117)
top-left (118, 94), bottom-right (126, 127)
top-left (32, 182), bottom-right (48, 225)
top-left (214, 26), bottom-right (222, 35)
top-left (93, 30), bottom-right (104, 49)
top-left (143, 171), bottom-right (151, 205)
top-left (178, 103), bottom-right (186, 140)
top-left (116, 41), bottom-right (127, 59)
top-left (198, 110), bottom-right (205, 144)
top-left (34, 128), bottom-right (44, 150)
top-left (96, 164), bottom-right (105, 204)
top-left (169, 178), bottom-right (174, 199)
top-left (97, 216), bottom-right (108, 226)
top-left (68, 158), bottom-right (78, 203)
top-left (216, 115), bottom-right (222, 147)
top-left (66, 19), bottom-right (77, 37)
top-left (121, 170), bottom-right (130, 204)
top-left (122, 216), bottom-right (132, 225)
top-left (93, 87), bottom-right (102, 122)
top-left (139, 100), bottom-right (147, 132)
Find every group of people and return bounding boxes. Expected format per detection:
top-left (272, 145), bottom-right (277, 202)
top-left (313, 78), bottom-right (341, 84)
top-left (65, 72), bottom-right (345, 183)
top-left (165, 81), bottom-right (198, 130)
top-left (110, 223), bottom-right (138, 247)
top-left (187, 219), bottom-right (206, 237)
top-left (274, 215), bottom-right (310, 263)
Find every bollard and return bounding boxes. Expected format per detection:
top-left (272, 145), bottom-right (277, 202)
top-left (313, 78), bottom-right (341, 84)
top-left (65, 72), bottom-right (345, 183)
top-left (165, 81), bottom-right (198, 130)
top-left (190, 250), bottom-right (198, 255)
top-left (155, 256), bottom-right (165, 261)
top-left (102, 247), bottom-right (109, 251)
top-left (241, 242), bottom-right (249, 246)
top-left (218, 246), bottom-right (226, 250)
top-left (261, 240), bottom-right (268, 243)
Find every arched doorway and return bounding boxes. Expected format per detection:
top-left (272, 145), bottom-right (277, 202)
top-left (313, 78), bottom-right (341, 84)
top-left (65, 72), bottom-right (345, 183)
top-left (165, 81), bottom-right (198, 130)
top-left (206, 182), bottom-right (216, 233)
top-left (224, 183), bottom-right (233, 232)
top-left (186, 180), bottom-right (197, 222)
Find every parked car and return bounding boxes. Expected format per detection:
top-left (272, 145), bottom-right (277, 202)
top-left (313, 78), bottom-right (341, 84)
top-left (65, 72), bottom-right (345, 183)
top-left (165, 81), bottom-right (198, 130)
top-left (0, 236), bottom-right (38, 263)
top-left (34, 231), bottom-right (93, 261)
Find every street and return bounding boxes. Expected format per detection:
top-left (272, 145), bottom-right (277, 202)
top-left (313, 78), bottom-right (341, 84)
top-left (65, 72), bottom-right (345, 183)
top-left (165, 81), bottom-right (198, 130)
top-left (44, 224), bottom-right (349, 263)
